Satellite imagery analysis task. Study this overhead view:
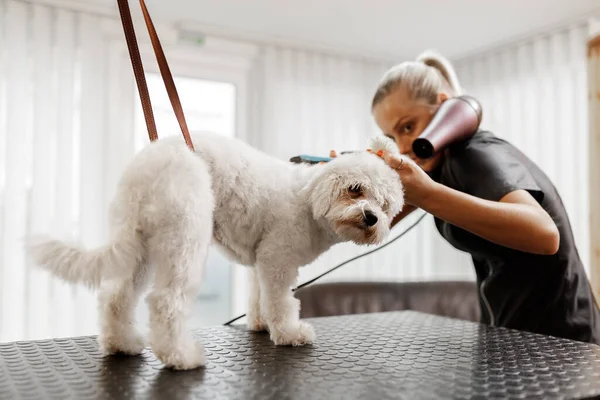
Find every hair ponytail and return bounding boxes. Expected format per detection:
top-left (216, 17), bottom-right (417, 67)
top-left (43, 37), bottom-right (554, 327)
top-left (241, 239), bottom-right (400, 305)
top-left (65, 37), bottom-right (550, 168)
top-left (416, 50), bottom-right (463, 96)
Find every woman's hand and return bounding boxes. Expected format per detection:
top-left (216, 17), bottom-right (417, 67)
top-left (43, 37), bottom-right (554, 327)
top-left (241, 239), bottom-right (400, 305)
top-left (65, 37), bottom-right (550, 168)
top-left (380, 151), bottom-right (437, 207)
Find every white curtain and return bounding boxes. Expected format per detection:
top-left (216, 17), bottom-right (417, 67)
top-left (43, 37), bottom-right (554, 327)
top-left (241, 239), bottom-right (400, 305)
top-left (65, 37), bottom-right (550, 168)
top-left (0, 0), bottom-right (112, 342)
top-left (0, 0), bottom-right (256, 340)
top-left (453, 23), bottom-right (591, 273)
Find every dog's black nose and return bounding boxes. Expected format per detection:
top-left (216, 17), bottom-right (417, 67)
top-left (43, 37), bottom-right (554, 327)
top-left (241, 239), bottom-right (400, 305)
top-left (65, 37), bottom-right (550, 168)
top-left (364, 211), bottom-right (378, 227)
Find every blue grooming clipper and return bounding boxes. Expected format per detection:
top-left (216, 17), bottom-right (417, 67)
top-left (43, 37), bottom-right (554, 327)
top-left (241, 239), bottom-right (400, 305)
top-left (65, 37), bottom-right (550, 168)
top-left (289, 151), bottom-right (358, 165)
top-left (289, 155), bottom-right (333, 164)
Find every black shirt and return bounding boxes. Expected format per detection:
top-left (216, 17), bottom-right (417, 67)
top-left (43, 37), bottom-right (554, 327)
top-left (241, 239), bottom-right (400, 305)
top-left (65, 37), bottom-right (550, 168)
top-left (430, 130), bottom-right (600, 344)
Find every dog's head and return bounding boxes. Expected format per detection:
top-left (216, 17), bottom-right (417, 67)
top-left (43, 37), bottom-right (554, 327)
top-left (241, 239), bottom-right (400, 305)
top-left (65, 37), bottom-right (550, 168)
top-left (302, 136), bottom-right (405, 246)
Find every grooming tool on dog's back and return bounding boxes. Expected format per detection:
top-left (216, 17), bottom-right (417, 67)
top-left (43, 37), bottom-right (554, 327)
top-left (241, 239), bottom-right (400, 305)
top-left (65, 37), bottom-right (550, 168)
top-left (289, 155), bottom-right (334, 165)
top-left (290, 151), bottom-right (359, 165)
top-left (289, 95), bottom-right (482, 164)
top-left (116, 0), bottom-right (195, 151)
top-left (412, 94), bottom-right (482, 159)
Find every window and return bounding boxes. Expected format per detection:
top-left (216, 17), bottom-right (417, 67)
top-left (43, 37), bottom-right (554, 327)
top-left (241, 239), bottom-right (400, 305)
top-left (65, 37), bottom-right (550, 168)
top-left (134, 73), bottom-right (236, 151)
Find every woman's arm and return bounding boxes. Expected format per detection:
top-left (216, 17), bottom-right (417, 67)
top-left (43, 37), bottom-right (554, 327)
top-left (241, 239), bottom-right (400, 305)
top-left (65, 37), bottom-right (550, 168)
top-left (421, 183), bottom-right (559, 255)
top-left (382, 151), bottom-right (560, 255)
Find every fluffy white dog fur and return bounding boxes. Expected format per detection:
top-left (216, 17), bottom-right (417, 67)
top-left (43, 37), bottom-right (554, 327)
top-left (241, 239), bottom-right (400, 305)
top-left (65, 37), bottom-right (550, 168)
top-left (27, 132), bottom-right (404, 370)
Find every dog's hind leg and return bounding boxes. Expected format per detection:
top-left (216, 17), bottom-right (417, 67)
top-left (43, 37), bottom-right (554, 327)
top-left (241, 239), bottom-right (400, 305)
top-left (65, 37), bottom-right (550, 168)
top-left (146, 231), bottom-right (210, 370)
top-left (97, 261), bottom-right (151, 356)
top-left (247, 267), bottom-right (267, 332)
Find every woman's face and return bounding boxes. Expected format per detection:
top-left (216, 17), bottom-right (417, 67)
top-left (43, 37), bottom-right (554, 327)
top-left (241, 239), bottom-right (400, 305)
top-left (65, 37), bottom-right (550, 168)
top-left (372, 86), bottom-right (447, 173)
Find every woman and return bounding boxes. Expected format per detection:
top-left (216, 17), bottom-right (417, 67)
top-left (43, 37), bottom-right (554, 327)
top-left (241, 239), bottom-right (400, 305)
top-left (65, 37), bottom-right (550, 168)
top-left (371, 50), bottom-right (600, 344)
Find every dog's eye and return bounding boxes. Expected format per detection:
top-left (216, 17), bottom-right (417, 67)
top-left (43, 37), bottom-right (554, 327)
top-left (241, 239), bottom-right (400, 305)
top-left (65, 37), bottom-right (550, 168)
top-left (348, 184), bottom-right (362, 195)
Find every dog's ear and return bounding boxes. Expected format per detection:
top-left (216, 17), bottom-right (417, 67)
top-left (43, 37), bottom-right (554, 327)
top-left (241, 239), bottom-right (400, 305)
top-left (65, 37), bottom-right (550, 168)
top-left (368, 136), bottom-right (399, 156)
top-left (301, 170), bottom-right (343, 220)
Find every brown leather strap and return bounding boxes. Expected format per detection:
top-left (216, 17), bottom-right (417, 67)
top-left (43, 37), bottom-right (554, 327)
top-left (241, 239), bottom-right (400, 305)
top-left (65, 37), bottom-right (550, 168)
top-left (116, 0), bottom-right (195, 151)
top-left (138, 0), bottom-right (195, 151)
top-left (116, 0), bottom-right (158, 142)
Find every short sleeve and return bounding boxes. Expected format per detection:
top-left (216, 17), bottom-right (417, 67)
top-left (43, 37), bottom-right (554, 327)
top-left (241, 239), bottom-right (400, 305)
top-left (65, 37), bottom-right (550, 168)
top-left (447, 137), bottom-right (545, 204)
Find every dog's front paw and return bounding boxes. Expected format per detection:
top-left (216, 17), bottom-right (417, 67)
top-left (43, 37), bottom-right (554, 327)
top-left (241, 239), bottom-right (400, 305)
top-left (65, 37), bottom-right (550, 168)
top-left (270, 321), bottom-right (315, 346)
top-left (99, 331), bottom-right (146, 356)
top-left (154, 341), bottom-right (206, 370)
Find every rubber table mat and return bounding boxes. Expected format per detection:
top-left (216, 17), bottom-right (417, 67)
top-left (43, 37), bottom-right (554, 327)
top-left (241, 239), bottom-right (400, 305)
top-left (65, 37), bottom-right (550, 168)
top-left (1, 311), bottom-right (600, 400)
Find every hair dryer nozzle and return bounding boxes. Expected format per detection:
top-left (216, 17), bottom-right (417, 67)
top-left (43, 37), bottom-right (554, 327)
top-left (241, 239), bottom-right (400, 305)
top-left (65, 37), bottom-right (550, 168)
top-left (412, 95), bottom-right (482, 159)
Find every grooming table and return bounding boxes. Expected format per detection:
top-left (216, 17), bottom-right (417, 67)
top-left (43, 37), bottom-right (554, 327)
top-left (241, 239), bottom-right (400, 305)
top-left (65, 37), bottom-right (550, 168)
top-left (1, 311), bottom-right (600, 399)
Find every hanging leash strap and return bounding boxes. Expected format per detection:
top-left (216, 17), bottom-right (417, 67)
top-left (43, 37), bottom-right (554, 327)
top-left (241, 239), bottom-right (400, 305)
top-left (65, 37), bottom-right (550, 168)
top-left (116, 0), bottom-right (195, 151)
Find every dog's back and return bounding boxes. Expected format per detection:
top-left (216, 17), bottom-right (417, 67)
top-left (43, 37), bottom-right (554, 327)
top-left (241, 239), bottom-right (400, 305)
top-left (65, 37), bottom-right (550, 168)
top-left (146, 132), bottom-right (313, 266)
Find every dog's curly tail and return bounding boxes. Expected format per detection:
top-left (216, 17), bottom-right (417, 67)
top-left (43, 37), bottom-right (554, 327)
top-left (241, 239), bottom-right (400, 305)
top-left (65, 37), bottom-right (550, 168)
top-left (26, 227), bottom-right (144, 290)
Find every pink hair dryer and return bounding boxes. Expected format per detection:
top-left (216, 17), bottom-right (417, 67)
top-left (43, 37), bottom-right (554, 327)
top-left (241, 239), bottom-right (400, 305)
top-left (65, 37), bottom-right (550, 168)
top-left (412, 95), bottom-right (483, 159)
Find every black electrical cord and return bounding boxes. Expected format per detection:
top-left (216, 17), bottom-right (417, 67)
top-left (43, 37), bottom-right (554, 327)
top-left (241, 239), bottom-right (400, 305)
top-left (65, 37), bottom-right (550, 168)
top-left (223, 210), bottom-right (429, 326)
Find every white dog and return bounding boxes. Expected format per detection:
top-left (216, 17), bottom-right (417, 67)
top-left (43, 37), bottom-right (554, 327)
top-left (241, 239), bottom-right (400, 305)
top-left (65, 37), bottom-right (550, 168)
top-left (27, 132), bottom-right (404, 370)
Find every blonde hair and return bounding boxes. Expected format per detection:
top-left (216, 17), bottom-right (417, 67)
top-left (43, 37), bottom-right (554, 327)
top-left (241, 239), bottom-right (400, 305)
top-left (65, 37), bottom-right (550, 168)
top-left (371, 50), bottom-right (463, 109)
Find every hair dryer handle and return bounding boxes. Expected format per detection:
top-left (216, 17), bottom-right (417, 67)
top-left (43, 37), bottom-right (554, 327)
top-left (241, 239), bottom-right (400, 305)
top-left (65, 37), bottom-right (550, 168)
top-left (412, 95), bottom-right (482, 159)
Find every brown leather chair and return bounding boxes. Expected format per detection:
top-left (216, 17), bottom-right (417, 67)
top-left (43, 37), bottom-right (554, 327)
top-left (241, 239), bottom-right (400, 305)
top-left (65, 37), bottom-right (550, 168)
top-left (296, 281), bottom-right (481, 322)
